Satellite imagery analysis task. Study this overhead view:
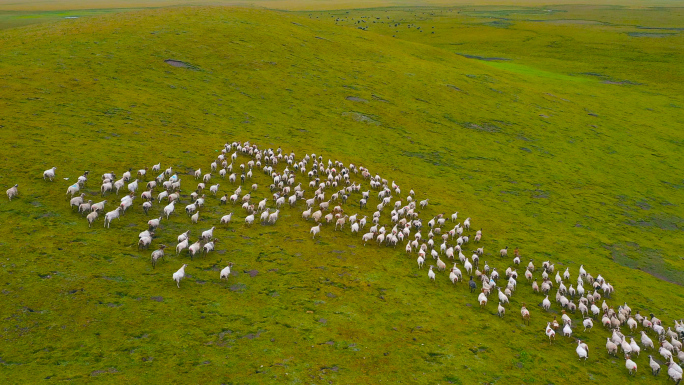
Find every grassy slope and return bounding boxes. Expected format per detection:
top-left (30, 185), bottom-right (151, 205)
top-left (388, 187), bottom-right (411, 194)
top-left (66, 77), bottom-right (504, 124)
top-left (0, 6), bottom-right (682, 383)
top-left (311, 5), bottom-right (684, 92)
top-left (1, 0), bottom-right (683, 11)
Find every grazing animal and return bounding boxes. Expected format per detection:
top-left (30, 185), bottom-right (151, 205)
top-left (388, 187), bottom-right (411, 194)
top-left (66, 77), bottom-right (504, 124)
top-left (6, 184), bottom-right (18, 200)
top-left (173, 264), bottom-right (187, 288)
top-left (151, 245), bottom-right (167, 268)
top-left (478, 289), bottom-right (487, 308)
top-left (310, 223), bottom-right (322, 239)
top-left (649, 355), bottom-right (660, 376)
top-left (103, 207), bottom-right (122, 228)
top-left (521, 304), bottom-right (530, 325)
top-left (220, 263), bottom-right (234, 280)
top-left (428, 265), bottom-right (436, 281)
top-left (545, 323), bottom-right (556, 344)
top-left (625, 356), bottom-right (637, 375)
top-left (86, 209), bottom-right (99, 227)
top-left (43, 167), bottom-right (57, 181)
top-left (576, 340), bottom-right (588, 361)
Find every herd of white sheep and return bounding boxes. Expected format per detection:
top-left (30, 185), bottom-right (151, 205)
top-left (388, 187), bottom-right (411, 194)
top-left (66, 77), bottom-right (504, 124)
top-left (6, 139), bottom-right (683, 381)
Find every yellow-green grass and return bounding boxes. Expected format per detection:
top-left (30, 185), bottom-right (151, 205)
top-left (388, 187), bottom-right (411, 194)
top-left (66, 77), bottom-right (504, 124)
top-left (0, 6), bottom-right (682, 383)
top-left (311, 5), bottom-right (684, 93)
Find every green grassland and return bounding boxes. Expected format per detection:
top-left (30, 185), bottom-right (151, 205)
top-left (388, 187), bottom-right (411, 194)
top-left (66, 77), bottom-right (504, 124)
top-left (0, 4), bottom-right (682, 384)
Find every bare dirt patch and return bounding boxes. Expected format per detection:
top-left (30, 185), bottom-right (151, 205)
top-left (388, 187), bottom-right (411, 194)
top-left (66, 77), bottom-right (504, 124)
top-left (607, 243), bottom-right (683, 286)
top-left (164, 59), bottom-right (199, 70)
top-left (346, 96), bottom-right (368, 103)
top-left (457, 53), bottom-right (510, 61)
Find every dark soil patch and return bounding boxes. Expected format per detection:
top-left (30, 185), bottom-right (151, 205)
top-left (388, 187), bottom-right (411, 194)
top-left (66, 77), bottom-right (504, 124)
top-left (341, 112), bottom-right (380, 125)
top-left (246, 269), bottom-right (258, 278)
top-left (230, 283), bottom-right (247, 292)
top-left (457, 53), bottom-right (511, 61)
top-left (164, 59), bottom-right (199, 70)
top-left (90, 368), bottom-right (118, 376)
top-left (607, 243), bottom-right (683, 285)
top-left (603, 80), bottom-right (642, 85)
top-left (444, 114), bottom-right (502, 133)
top-left (627, 32), bottom-right (676, 38)
top-left (346, 96), bottom-right (368, 103)
top-left (150, 296), bottom-right (164, 302)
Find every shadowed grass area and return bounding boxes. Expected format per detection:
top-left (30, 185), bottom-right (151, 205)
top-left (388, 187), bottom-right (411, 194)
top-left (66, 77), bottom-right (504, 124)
top-left (0, 5), bottom-right (682, 384)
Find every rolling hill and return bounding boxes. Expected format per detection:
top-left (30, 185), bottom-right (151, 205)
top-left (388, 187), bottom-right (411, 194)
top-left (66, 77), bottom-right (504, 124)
top-left (0, 6), bottom-right (682, 383)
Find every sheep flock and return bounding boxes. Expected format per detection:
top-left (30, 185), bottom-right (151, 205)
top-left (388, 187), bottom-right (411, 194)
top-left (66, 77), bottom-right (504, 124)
top-left (9, 139), bottom-right (684, 381)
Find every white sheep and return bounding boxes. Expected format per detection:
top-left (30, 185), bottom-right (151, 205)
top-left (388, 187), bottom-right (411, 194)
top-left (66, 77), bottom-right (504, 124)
top-left (203, 238), bottom-right (217, 256)
top-left (122, 169), bottom-right (132, 182)
top-left (103, 207), bottom-right (122, 228)
top-left (70, 193), bottom-right (86, 209)
top-left (91, 200), bottom-right (106, 212)
top-left (128, 179), bottom-right (139, 193)
top-left (138, 236), bottom-right (153, 250)
top-left (172, 264), bottom-right (187, 288)
top-left (142, 201), bottom-right (152, 214)
top-left (43, 167), bottom-right (57, 181)
top-left (268, 210), bottom-right (280, 224)
top-left (150, 245), bottom-right (167, 268)
top-left (668, 362), bottom-right (682, 383)
top-left (660, 346), bottom-right (673, 361)
top-left (220, 263), bottom-right (234, 280)
top-left (188, 240), bottom-right (202, 259)
top-left (576, 340), bottom-right (588, 361)
top-left (114, 179), bottom-right (125, 194)
top-left (245, 214), bottom-right (255, 226)
top-left (545, 323), bottom-right (555, 343)
top-left (649, 355), bottom-right (660, 376)
top-left (651, 332), bottom-right (670, 352)
top-left (191, 211), bottom-right (199, 224)
top-left (172, 232), bottom-right (189, 248)
top-left (498, 288), bottom-right (509, 305)
top-left (428, 265), bottom-right (436, 281)
top-left (66, 183), bottom-right (80, 198)
top-left (176, 239), bottom-right (189, 255)
top-left (200, 227), bottom-right (215, 240)
top-left (185, 202), bottom-right (197, 215)
top-left (606, 338), bottom-right (618, 356)
top-left (625, 356), bottom-right (637, 375)
top-left (220, 213), bottom-right (233, 224)
top-left (87, 209), bottom-right (99, 227)
top-left (210, 184), bottom-right (220, 195)
top-left (310, 223), bottom-right (322, 239)
top-left (148, 216), bottom-right (162, 230)
top-left (163, 201), bottom-right (176, 219)
top-left (630, 338), bottom-right (641, 358)
top-left (478, 289), bottom-right (487, 307)
top-left (563, 323), bottom-right (572, 338)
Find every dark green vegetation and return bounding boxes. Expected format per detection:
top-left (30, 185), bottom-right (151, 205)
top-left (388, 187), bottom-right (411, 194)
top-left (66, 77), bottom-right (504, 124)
top-left (0, 4), bottom-right (682, 383)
